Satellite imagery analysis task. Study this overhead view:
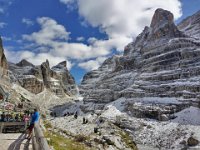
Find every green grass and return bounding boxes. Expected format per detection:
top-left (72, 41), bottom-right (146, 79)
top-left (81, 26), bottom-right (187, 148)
top-left (45, 131), bottom-right (89, 150)
top-left (119, 131), bottom-right (138, 150)
top-left (43, 120), bottom-right (52, 129)
top-left (43, 120), bottom-right (90, 150)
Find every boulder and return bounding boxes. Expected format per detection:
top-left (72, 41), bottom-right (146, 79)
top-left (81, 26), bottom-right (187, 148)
top-left (187, 137), bottom-right (199, 146)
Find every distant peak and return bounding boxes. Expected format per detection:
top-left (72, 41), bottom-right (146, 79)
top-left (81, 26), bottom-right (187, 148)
top-left (150, 8), bottom-right (174, 29)
top-left (16, 59), bottom-right (34, 67)
top-left (58, 61), bottom-right (67, 67)
top-left (41, 59), bottom-right (50, 67)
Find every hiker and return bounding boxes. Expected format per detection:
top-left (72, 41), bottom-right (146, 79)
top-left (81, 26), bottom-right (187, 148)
top-left (15, 113), bottom-right (19, 122)
top-left (0, 112), bottom-right (6, 122)
top-left (23, 113), bottom-right (30, 122)
top-left (83, 117), bottom-right (88, 124)
top-left (10, 113), bottom-right (15, 122)
top-left (83, 117), bottom-right (86, 124)
top-left (26, 108), bottom-right (40, 139)
top-left (63, 113), bottom-right (67, 117)
top-left (54, 112), bottom-right (57, 117)
top-left (94, 118), bottom-right (101, 134)
top-left (74, 111), bottom-right (78, 119)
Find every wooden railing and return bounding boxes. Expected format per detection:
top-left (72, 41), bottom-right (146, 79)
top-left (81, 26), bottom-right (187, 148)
top-left (0, 121), bottom-right (50, 150)
top-left (32, 123), bottom-right (50, 150)
top-left (0, 122), bottom-right (27, 133)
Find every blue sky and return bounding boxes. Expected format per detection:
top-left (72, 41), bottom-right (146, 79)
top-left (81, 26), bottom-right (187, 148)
top-left (0, 0), bottom-right (200, 83)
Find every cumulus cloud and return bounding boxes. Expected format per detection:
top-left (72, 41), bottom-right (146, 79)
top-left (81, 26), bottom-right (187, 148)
top-left (4, 48), bottom-right (73, 69)
top-left (23, 17), bottom-right (70, 45)
top-left (58, 0), bottom-right (182, 71)
top-left (76, 36), bottom-right (85, 42)
top-left (6, 17), bottom-right (111, 70)
top-left (22, 18), bottom-right (34, 26)
top-left (22, 17), bottom-right (111, 60)
top-left (7, 0), bottom-right (183, 72)
top-left (77, 0), bottom-right (182, 38)
top-left (56, 0), bottom-right (183, 71)
top-left (78, 57), bottom-right (107, 71)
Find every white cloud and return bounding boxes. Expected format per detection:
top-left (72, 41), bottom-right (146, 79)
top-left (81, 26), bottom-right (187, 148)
top-left (8, 0), bottom-right (183, 72)
top-left (6, 17), bottom-right (111, 71)
top-left (4, 49), bottom-right (73, 69)
top-left (23, 17), bottom-right (70, 45)
top-left (60, 0), bottom-right (74, 4)
top-left (77, 0), bottom-right (182, 38)
top-left (78, 57), bottom-right (107, 71)
top-left (22, 18), bottom-right (34, 26)
top-left (0, 22), bottom-right (7, 28)
top-left (76, 36), bottom-right (85, 42)
top-left (22, 17), bottom-right (111, 60)
top-left (58, 0), bottom-right (182, 71)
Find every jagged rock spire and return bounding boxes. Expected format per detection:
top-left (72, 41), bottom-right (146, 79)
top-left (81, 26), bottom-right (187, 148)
top-left (0, 36), bottom-right (8, 76)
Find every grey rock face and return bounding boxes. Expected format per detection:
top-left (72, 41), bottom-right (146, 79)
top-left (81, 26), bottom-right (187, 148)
top-left (178, 10), bottom-right (200, 39)
top-left (0, 37), bottom-right (8, 76)
top-left (80, 8), bottom-right (200, 104)
top-left (16, 59), bottom-right (35, 67)
top-left (9, 59), bottom-right (78, 96)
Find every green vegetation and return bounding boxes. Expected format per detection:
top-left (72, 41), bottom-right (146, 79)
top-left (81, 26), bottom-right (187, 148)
top-left (43, 120), bottom-right (91, 150)
top-left (119, 131), bottom-right (138, 150)
top-left (43, 120), bottom-right (52, 129)
top-left (45, 131), bottom-right (89, 150)
top-left (75, 134), bottom-right (89, 143)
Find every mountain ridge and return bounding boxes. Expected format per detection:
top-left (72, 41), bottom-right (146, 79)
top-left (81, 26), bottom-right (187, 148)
top-left (80, 8), bottom-right (200, 108)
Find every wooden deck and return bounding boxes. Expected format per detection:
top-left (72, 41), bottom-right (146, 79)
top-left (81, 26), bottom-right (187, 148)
top-left (0, 122), bottom-right (50, 150)
top-left (0, 133), bottom-right (32, 150)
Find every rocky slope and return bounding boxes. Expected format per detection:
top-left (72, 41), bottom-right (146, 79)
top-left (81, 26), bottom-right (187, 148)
top-left (9, 59), bottom-right (78, 97)
top-left (178, 10), bottom-right (200, 39)
top-left (80, 8), bottom-right (200, 109)
top-left (0, 37), bottom-right (8, 76)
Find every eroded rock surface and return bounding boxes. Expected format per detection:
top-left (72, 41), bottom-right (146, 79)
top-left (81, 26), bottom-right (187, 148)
top-left (0, 37), bottom-right (8, 76)
top-left (80, 9), bottom-right (200, 105)
top-left (178, 10), bottom-right (200, 39)
top-left (9, 60), bottom-right (78, 96)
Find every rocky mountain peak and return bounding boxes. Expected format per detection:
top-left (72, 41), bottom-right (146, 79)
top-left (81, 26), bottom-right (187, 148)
top-left (80, 9), bottom-right (200, 107)
top-left (150, 8), bottom-right (174, 29)
top-left (149, 8), bottom-right (185, 40)
top-left (124, 9), bottom-right (185, 57)
top-left (16, 59), bottom-right (35, 67)
top-left (58, 61), bottom-right (67, 67)
top-left (0, 36), bottom-right (8, 76)
top-left (8, 57), bottom-right (78, 96)
top-left (41, 59), bottom-right (50, 68)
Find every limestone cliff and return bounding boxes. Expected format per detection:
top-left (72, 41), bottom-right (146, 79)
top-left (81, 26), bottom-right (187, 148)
top-left (0, 37), bottom-right (8, 76)
top-left (9, 59), bottom-right (78, 96)
top-left (80, 9), bottom-right (200, 105)
top-left (178, 10), bottom-right (200, 39)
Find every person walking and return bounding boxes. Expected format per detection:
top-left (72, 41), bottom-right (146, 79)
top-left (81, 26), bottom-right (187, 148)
top-left (26, 108), bottom-right (40, 139)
